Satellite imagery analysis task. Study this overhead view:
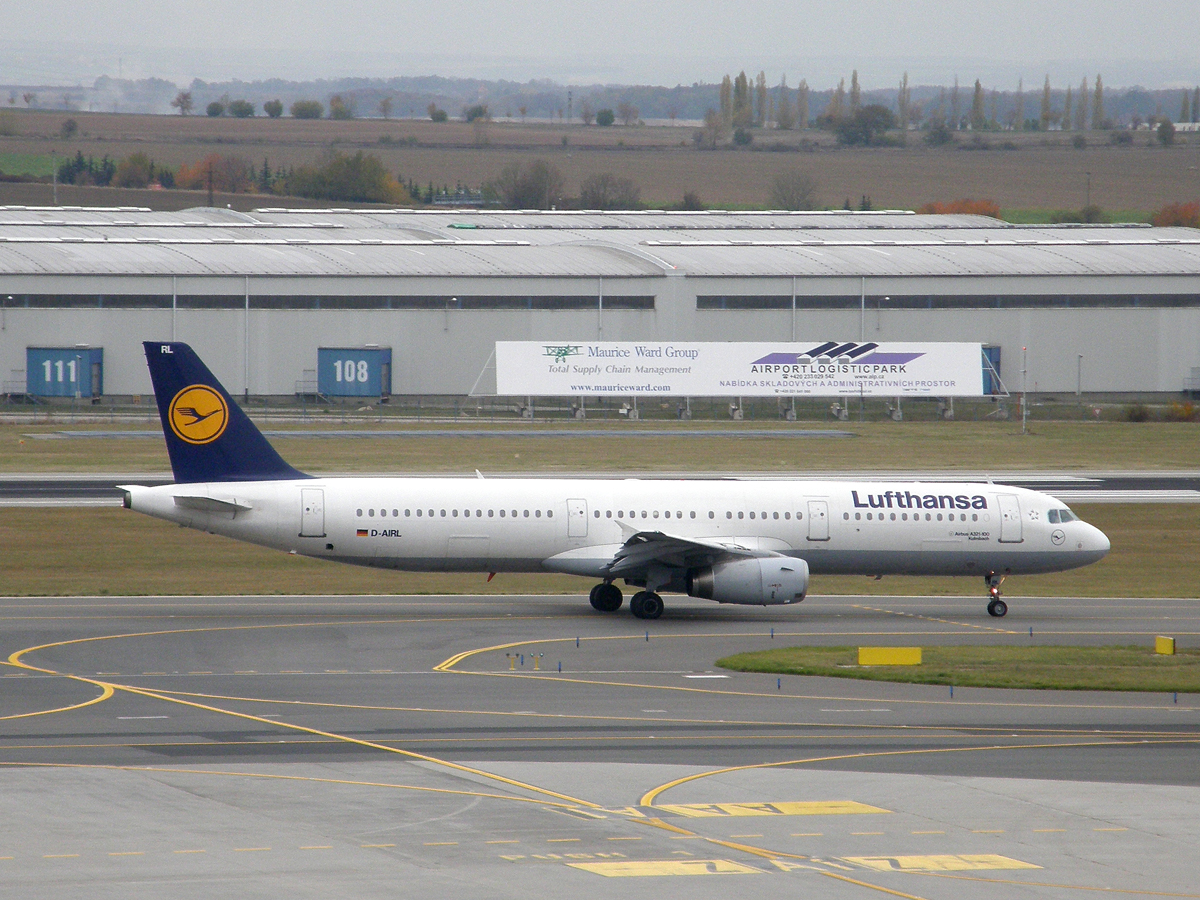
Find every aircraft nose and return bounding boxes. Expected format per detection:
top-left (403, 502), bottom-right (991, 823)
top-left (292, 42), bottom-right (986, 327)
top-left (1087, 524), bottom-right (1111, 559)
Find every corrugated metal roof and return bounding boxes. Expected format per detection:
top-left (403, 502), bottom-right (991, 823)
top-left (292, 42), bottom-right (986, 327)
top-left (0, 207), bottom-right (1196, 280)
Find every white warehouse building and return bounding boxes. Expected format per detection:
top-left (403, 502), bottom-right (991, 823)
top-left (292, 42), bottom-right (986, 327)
top-left (1, 205), bottom-right (1198, 399)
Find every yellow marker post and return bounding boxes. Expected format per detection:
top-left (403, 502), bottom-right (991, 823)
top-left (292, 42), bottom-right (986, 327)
top-left (506, 653), bottom-right (516, 670)
top-left (1155, 636), bottom-right (1176, 655)
top-left (858, 647), bottom-right (922, 666)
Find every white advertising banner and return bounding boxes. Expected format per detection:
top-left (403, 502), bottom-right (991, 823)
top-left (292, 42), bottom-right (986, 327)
top-left (496, 340), bottom-right (984, 397)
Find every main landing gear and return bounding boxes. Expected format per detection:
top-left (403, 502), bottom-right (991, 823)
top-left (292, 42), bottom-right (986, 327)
top-left (985, 573), bottom-right (1008, 618)
top-left (629, 590), bottom-right (664, 620)
top-left (589, 582), bottom-right (623, 612)
top-left (588, 583), bottom-right (664, 619)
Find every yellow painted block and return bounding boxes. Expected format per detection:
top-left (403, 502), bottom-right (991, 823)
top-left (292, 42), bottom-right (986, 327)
top-left (844, 854), bottom-right (1041, 872)
top-left (858, 647), bottom-right (922, 666)
top-left (658, 801), bottom-right (891, 818)
top-left (567, 859), bottom-right (763, 877)
top-left (1156, 636), bottom-right (1176, 655)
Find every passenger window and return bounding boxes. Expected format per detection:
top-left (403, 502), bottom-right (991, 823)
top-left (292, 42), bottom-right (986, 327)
top-left (773, 512), bottom-right (779, 520)
top-left (536, 510), bottom-right (541, 518)
top-left (356, 509), bottom-right (363, 517)
top-left (749, 512), bottom-right (755, 520)
top-left (843, 512), bottom-right (850, 520)
top-left (453, 509), bottom-right (459, 517)
top-left (476, 510), bottom-right (482, 517)
top-left (726, 511), bottom-right (732, 519)
top-left (855, 512), bottom-right (861, 520)
top-left (738, 511), bottom-right (744, 519)
top-left (488, 510), bottom-right (494, 517)
top-left (866, 513), bottom-right (872, 520)
top-left (369, 509), bottom-right (375, 517)
top-left (653, 511), bottom-right (660, 519)
top-left (440, 510), bottom-right (446, 517)
top-left (607, 511), bottom-right (613, 518)
top-left (393, 509), bottom-right (399, 517)
top-left (972, 513), bottom-right (978, 521)
top-left (785, 512), bottom-right (791, 519)
top-left (405, 509), bottom-right (411, 517)
top-left (936, 513), bottom-right (942, 521)
top-left (890, 513), bottom-right (896, 521)
top-left (416, 509), bottom-right (422, 517)
top-left (677, 511), bottom-right (683, 519)
top-left (664, 511), bottom-right (670, 519)
top-left (523, 510), bottom-right (529, 517)
top-left (690, 511), bottom-right (696, 519)
top-left (641, 510), bottom-right (648, 519)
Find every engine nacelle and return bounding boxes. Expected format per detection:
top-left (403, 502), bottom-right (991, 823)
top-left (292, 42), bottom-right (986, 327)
top-left (687, 557), bottom-right (809, 605)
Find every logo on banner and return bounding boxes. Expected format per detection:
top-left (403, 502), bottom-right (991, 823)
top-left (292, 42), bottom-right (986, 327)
top-left (168, 385), bottom-right (229, 445)
top-left (752, 341), bottom-right (926, 368)
top-left (543, 344), bottom-right (582, 363)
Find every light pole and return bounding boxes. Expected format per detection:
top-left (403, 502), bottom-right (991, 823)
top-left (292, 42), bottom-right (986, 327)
top-left (1076, 353), bottom-right (1083, 406)
top-left (1085, 171), bottom-right (1091, 210)
top-left (1021, 346), bottom-right (1028, 435)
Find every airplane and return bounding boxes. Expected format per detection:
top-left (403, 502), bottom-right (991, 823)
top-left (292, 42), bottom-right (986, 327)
top-left (121, 342), bottom-right (1111, 620)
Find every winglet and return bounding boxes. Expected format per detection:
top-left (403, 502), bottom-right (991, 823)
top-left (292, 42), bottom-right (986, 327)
top-left (142, 341), bottom-right (307, 484)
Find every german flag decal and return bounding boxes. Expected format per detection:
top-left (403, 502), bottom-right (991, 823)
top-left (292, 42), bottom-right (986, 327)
top-left (356, 529), bottom-right (368, 537)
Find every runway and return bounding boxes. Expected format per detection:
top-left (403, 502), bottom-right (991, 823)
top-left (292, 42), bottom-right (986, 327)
top-left (2, 593), bottom-right (1198, 898)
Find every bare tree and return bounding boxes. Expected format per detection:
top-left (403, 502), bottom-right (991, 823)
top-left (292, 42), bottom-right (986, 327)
top-left (693, 108), bottom-right (724, 149)
top-left (22, 92), bottom-right (36, 108)
top-left (171, 91), bottom-right (193, 116)
top-left (770, 171), bottom-right (817, 210)
top-left (491, 159), bottom-right (564, 208)
top-left (579, 173), bottom-right (641, 209)
top-left (616, 100), bottom-right (639, 126)
top-left (378, 96), bottom-right (393, 119)
top-left (579, 100), bottom-right (595, 126)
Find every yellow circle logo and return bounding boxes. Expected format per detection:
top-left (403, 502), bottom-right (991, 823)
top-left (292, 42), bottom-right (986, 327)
top-left (168, 385), bottom-right (229, 445)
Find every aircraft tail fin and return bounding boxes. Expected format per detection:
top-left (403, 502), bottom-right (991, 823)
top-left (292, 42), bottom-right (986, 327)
top-left (143, 341), bottom-right (307, 484)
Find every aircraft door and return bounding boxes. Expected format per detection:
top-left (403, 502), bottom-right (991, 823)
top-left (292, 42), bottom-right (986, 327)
top-left (567, 498), bottom-right (588, 538)
top-left (997, 494), bottom-right (1023, 543)
top-left (300, 488), bottom-right (325, 537)
top-left (807, 500), bottom-right (830, 541)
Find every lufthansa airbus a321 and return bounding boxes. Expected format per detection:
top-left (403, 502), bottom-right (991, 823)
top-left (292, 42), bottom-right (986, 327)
top-left (121, 342), bottom-right (1110, 619)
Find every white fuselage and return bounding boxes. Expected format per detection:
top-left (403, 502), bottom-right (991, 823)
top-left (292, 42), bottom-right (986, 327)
top-left (123, 477), bottom-right (1111, 590)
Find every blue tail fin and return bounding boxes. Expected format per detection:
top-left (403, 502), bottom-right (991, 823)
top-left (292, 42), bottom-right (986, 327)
top-left (143, 341), bottom-right (307, 483)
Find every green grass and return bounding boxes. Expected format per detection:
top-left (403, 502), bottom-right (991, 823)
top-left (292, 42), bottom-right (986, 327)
top-left (3, 420), bottom-right (1199, 474)
top-left (0, 151), bottom-right (56, 177)
top-left (717, 645), bottom-right (1200, 692)
top-left (0, 503), bottom-right (1195, 597)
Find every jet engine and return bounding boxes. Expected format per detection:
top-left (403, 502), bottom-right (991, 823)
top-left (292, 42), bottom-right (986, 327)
top-left (686, 557), bottom-right (809, 605)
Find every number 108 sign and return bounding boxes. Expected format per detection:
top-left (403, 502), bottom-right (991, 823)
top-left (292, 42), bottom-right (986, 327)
top-left (316, 347), bottom-right (392, 397)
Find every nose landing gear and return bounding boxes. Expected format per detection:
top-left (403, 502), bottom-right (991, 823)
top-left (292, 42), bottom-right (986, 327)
top-left (986, 573), bottom-right (1008, 617)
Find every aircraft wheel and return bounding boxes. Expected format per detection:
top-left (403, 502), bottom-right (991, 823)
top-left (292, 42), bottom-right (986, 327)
top-left (590, 583), bottom-right (622, 612)
top-left (631, 591), bottom-right (663, 620)
top-left (987, 598), bottom-right (1008, 618)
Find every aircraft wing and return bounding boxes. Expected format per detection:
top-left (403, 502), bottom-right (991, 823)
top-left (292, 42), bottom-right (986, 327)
top-left (601, 529), bottom-right (779, 580)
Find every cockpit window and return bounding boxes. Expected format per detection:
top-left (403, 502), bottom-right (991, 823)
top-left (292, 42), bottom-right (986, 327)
top-left (1060, 509), bottom-right (1077, 522)
top-left (1048, 509), bottom-right (1060, 524)
top-left (1049, 508), bottom-right (1077, 524)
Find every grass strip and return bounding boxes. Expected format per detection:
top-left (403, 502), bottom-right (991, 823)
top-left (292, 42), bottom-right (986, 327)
top-left (716, 645), bottom-right (1200, 693)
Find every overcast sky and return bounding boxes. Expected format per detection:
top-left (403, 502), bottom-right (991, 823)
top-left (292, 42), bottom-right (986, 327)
top-left (2, 0), bottom-right (1197, 88)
